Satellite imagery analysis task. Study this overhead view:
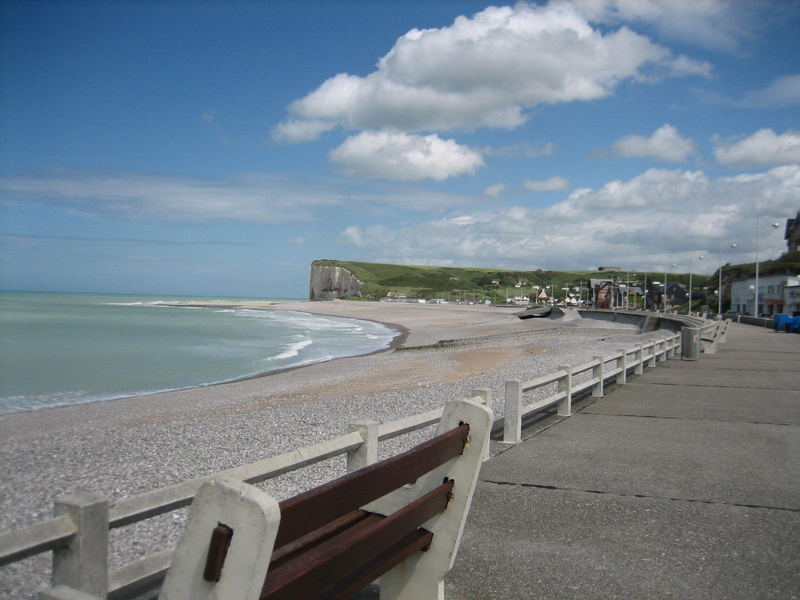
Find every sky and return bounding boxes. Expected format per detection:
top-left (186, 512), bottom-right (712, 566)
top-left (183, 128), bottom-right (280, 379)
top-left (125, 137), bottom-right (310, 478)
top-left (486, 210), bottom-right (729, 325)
top-left (1, 0), bottom-right (799, 299)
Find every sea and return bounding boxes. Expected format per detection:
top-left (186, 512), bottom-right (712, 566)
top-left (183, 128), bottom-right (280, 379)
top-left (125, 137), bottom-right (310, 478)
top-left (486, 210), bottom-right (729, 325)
top-left (0, 291), bottom-right (397, 414)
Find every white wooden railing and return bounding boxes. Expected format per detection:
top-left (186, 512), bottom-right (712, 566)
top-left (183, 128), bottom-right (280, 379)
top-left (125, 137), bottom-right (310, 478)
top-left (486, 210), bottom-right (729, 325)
top-left (0, 317), bottom-right (727, 600)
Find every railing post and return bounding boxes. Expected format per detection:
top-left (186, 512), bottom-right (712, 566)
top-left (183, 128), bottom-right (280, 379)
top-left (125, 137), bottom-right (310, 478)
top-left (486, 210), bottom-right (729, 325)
top-left (471, 388), bottom-right (493, 461)
top-left (557, 366), bottom-right (572, 416)
top-left (647, 342), bottom-right (657, 368)
top-left (41, 492), bottom-right (108, 600)
top-left (503, 380), bottom-right (522, 444)
top-left (346, 420), bottom-right (378, 472)
top-left (616, 350), bottom-right (627, 385)
top-left (635, 344), bottom-right (644, 375)
top-left (657, 339), bottom-right (667, 362)
top-left (592, 357), bottom-right (604, 397)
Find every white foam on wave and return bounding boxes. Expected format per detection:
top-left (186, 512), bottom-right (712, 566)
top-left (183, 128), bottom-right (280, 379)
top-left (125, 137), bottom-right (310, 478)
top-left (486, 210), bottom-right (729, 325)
top-left (269, 338), bottom-right (314, 361)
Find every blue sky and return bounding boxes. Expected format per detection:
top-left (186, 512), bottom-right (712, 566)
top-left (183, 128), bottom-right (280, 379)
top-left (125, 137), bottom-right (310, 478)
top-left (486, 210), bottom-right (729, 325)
top-left (1, 0), bottom-right (799, 298)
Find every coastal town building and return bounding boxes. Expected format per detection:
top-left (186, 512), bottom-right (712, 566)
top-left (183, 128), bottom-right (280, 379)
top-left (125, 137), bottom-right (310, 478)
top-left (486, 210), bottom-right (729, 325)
top-left (784, 282), bottom-right (800, 315)
top-left (731, 273), bottom-right (800, 315)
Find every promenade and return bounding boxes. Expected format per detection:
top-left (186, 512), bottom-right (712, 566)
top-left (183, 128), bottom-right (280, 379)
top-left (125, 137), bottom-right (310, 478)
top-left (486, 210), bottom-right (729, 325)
top-left (449, 322), bottom-right (800, 599)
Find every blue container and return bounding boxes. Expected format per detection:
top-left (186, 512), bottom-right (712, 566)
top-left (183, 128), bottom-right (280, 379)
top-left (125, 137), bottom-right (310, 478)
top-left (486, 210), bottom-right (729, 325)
top-left (773, 314), bottom-right (791, 332)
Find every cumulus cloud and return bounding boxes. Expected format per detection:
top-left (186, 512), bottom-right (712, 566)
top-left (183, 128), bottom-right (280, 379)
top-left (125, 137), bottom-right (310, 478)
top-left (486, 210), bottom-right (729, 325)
top-left (612, 124), bottom-right (695, 162)
top-left (524, 176), bottom-right (571, 191)
top-left (275, 2), bottom-right (708, 142)
top-left (567, 0), bottom-right (755, 52)
top-left (271, 119), bottom-right (337, 144)
top-left (714, 129), bottom-right (800, 167)
top-left (328, 131), bottom-right (484, 181)
top-left (339, 165), bottom-right (800, 272)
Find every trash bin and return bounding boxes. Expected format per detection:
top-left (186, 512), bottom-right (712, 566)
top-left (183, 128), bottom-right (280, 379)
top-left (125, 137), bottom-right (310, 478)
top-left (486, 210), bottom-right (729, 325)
top-left (681, 327), bottom-right (700, 360)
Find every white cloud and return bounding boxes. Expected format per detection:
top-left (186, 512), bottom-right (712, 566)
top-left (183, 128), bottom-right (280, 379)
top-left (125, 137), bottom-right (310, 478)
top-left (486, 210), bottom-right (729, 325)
top-left (276, 2), bottom-right (707, 139)
top-left (740, 75), bottom-right (800, 108)
top-left (524, 176), bottom-right (571, 191)
top-left (484, 183), bottom-right (506, 198)
top-left (567, 0), bottom-right (755, 52)
top-left (328, 131), bottom-right (484, 181)
top-left (714, 129), bottom-right (800, 167)
top-left (612, 124), bottom-right (695, 162)
top-left (339, 165), bottom-right (800, 272)
top-left (271, 119), bottom-right (337, 144)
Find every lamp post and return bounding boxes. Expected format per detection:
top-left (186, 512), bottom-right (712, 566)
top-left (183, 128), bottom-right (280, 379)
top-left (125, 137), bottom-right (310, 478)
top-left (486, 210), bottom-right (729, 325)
top-left (717, 241), bottom-right (736, 315)
top-left (643, 272), bottom-right (647, 309)
top-left (664, 263), bottom-right (677, 311)
top-left (754, 221), bottom-right (781, 316)
top-left (625, 273), bottom-right (638, 309)
top-left (688, 256), bottom-right (703, 314)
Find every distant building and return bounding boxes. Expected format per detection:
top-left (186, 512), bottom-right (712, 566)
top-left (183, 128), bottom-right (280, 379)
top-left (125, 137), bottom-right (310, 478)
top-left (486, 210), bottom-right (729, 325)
top-left (730, 274), bottom-right (800, 315)
top-left (784, 282), bottom-right (800, 315)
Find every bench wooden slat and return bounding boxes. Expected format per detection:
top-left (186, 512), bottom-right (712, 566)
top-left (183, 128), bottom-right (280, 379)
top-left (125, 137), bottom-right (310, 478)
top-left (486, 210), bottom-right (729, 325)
top-left (317, 529), bottom-right (434, 600)
top-left (275, 423), bottom-right (469, 547)
top-left (268, 509), bottom-right (370, 569)
top-left (262, 480), bottom-right (454, 599)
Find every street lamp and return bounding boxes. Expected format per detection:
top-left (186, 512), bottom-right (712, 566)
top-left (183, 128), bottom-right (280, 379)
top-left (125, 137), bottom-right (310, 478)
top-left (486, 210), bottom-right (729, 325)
top-left (754, 221), bottom-right (781, 316)
top-left (652, 281), bottom-right (662, 310)
top-left (688, 256), bottom-right (703, 314)
top-left (717, 241), bottom-right (736, 315)
top-left (664, 263), bottom-right (677, 311)
top-left (625, 273), bottom-right (638, 309)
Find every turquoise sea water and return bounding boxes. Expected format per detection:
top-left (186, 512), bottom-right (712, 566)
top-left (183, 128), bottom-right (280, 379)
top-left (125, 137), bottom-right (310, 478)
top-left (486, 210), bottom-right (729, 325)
top-left (0, 292), bottom-right (396, 414)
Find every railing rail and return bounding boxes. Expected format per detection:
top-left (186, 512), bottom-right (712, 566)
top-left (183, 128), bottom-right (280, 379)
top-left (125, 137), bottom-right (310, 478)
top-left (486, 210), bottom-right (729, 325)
top-left (0, 318), bottom-right (719, 600)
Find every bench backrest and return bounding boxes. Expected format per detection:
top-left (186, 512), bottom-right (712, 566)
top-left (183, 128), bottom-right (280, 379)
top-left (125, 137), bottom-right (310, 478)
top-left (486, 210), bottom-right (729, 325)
top-left (159, 397), bottom-right (492, 600)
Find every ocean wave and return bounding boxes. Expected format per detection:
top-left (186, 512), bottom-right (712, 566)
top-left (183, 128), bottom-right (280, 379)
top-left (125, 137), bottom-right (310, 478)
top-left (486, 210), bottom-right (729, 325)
top-left (269, 338), bottom-right (314, 361)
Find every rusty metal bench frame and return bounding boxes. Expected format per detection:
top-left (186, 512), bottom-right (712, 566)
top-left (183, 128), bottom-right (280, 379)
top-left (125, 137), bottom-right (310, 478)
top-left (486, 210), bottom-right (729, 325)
top-left (159, 398), bottom-right (492, 600)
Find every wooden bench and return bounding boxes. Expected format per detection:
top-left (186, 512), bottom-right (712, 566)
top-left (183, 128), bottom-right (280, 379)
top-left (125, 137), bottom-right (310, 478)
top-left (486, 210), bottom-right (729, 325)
top-left (159, 398), bottom-right (492, 600)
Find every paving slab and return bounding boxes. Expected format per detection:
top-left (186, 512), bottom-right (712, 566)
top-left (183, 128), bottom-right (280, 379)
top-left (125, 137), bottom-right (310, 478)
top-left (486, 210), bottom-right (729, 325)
top-left (480, 413), bottom-right (799, 510)
top-left (450, 322), bottom-right (800, 599)
top-left (584, 382), bottom-right (800, 425)
top-left (638, 368), bottom-right (799, 390)
top-left (448, 483), bottom-right (800, 600)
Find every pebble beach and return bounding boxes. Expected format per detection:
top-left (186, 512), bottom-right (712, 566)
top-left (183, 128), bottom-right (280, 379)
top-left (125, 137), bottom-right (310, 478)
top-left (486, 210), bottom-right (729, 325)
top-left (0, 300), bottom-right (660, 599)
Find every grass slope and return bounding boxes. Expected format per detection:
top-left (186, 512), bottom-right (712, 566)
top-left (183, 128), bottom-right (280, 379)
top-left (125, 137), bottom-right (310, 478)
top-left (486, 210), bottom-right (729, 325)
top-left (312, 259), bottom-right (712, 303)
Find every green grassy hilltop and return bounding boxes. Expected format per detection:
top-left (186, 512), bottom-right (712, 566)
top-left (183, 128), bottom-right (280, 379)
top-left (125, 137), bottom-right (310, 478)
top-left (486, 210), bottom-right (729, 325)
top-left (312, 259), bottom-right (712, 304)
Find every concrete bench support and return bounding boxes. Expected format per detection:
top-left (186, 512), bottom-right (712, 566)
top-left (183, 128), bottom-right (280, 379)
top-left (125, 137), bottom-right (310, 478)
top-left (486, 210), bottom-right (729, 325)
top-left (159, 398), bottom-right (492, 600)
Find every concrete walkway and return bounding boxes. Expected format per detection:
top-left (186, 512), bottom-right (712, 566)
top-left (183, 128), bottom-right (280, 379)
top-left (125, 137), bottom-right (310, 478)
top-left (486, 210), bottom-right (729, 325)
top-left (448, 323), bottom-right (800, 599)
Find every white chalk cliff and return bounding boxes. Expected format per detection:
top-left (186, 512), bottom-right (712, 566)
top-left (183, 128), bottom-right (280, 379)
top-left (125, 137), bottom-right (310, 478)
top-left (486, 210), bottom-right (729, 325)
top-left (309, 262), bottom-right (364, 300)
